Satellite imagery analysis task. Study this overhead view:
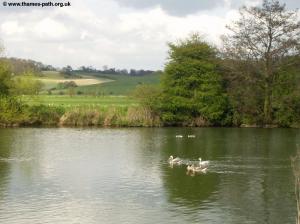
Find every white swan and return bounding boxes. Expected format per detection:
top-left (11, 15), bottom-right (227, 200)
top-left (175, 135), bottom-right (183, 138)
top-left (187, 135), bottom-right (196, 138)
top-left (187, 164), bottom-right (207, 173)
top-left (168, 155), bottom-right (183, 165)
top-left (199, 158), bottom-right (209, 168)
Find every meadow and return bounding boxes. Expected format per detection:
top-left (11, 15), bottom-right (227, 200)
top-left (0, 71), bottom-right (161, 127)
top-left (38, 71), bottom-right (113, 90)
top-left (37, 71), bottom-right (161, 96)
top-left (21, 95), bottom-right (139, 108)
top-left (74, 72), bottom-right (161, 95)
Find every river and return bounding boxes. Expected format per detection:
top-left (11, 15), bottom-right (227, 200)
top-left (0, 128), bottom-right (298, 224)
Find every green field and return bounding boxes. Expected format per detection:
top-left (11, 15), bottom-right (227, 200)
top-left (37, 71), bottom-right (161, 96)
top-left (75, 73), bottom-right (161, 95)
top-left (21, 95), bottom-right (138, 108)
top-left (38, 71), bottom-right (112, 90)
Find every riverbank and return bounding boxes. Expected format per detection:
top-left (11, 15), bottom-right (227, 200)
top-left (0, 104), bottom-right (161, 128)
top-left (1, 97), bottom-right (299, 128)
top-left (1, 107), bottom-right (298, 128)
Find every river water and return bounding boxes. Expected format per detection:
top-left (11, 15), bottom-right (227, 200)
top-left (0, 128), bottom-right (298, 224)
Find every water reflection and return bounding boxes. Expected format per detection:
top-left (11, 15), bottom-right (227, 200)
top-left (159, 128), bottom-right (299, 223)
top-left (0, 129), bottom-right (13, 200)
top-left (0, 128), bottom-right (298, 224)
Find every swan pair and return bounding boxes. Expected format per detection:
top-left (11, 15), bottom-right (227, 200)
top-left (168, 155), bottom-right (209, 173)
top-left (175, 135), bottom-right (196, 138)
top-left (186, 158), bottom-right (209, 173)
top-left (187, 164), bottom-right (207, 173)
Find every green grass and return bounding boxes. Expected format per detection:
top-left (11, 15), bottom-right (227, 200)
top-left (37, 71), bottom-right (113, 91)
top-left (41, 71), bottom-right (65, 79)
top-left (74, 73), bottom-right (161, 95)
top-left (34, 71), bottom-right (161, 96)
top-left (21, 95), bottom-right (138, 108)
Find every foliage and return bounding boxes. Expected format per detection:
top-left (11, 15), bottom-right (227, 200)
top-left (223, 0), bottom-right (300, 124)
top-left (131, 84), bottom-right (161, 109)
top-left (159, 34), bottom-right (229, 125)
top-left (0, 57), bottom-right (42, 76)
top-left (26, 104), bottom-right (65, 125)
top-left (57, 81), bottom-right (78, 90)
top-left (60, 65), bottom-right (73, 77)
top-left (0, 61), bottom-right (13, 96)
top-left (11, 73), bottom-right (44, 95)
top-left (0, 96), bottom-right (26, 126)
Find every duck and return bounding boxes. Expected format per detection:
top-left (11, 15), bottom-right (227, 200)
top-left (168, 155), bottom-right (183, 165)
top-left (187, 164), bottom-right (207, 173)
top-left (199, 158), bottom-right (209, 168)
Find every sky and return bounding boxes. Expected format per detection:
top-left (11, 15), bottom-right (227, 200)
top-left (0, 0), bottom-right (299, 70)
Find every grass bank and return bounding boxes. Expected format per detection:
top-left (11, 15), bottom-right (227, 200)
top-left (0, 96), bottom-right (161, 127)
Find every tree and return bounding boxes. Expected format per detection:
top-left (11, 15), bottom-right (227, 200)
top-left (223, 0), bottom-right (300, 124)
top-left (61, 65), bottom-right (73, 77)
top-left (0, 45), bottom-right (13, 96)
top-left (160, 34), bottom-right (229, 125)
top-left (132, 84), bottom-right (162, 110)
top-left (11, 73), bottom-right (44, 95)
top-left (0, 62), bottom-right (13, 96)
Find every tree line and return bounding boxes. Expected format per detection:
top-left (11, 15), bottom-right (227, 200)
top-left (0, 0), bottom-right (299, 128)
top-left (135, 0), bottom-right (300, 127)
top-left (0, 57), bottom-right (157, 77)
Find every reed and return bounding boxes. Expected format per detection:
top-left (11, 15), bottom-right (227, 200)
top-left (59, 108), bottom-right (101, 126)
top-left (58, 106), bottom-right (161, 127)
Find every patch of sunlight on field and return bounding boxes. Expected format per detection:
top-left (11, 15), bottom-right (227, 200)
top-left (37, 78), bottom-right (113, 86)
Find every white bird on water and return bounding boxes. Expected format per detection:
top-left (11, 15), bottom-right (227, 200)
top-left (187, 164), bottom-right (207, 173)
top-left (188, 135), bottom-right (196, 138)
top-left (199, 158), bottom-right (209, 168)
top-left (175, 135), bottom-right (183, 138)
top-left (168, 155), bottom-right (183, 165)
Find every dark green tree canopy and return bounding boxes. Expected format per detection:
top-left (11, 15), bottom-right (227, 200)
top-left (161, 34), bottom-right (229, 125)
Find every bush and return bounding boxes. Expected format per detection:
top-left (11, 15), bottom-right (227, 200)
top-left (274, 95), bottom-right (300, 127)
top-left (0, 96), bottom-right (26, 126)
top-left (26, 104), bottom-right (65, 125)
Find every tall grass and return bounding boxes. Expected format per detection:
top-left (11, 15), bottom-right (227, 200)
top-left (59, 106), bottom-right (161, 127)
top-left (0, 95), bottom-right (162, 127)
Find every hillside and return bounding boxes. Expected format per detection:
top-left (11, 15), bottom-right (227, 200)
top-left (37, 71), bottom-right (161, 96)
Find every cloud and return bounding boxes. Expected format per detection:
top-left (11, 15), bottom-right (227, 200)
top-left (0, 0), bottom-right (298, 70)
top-left (1, 21), bottom-right (25, 36)
top-left (0, 0), bottom-right (238, 69)
top-left (113, 0), bottom-right (224, 16)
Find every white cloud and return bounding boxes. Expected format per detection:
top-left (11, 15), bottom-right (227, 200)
top-left (1, 21), bottom-right (25, 36)
top-left (0, 0), bottom-right (296, 70)
top-left (34, 18), bottom-right (69, 40)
